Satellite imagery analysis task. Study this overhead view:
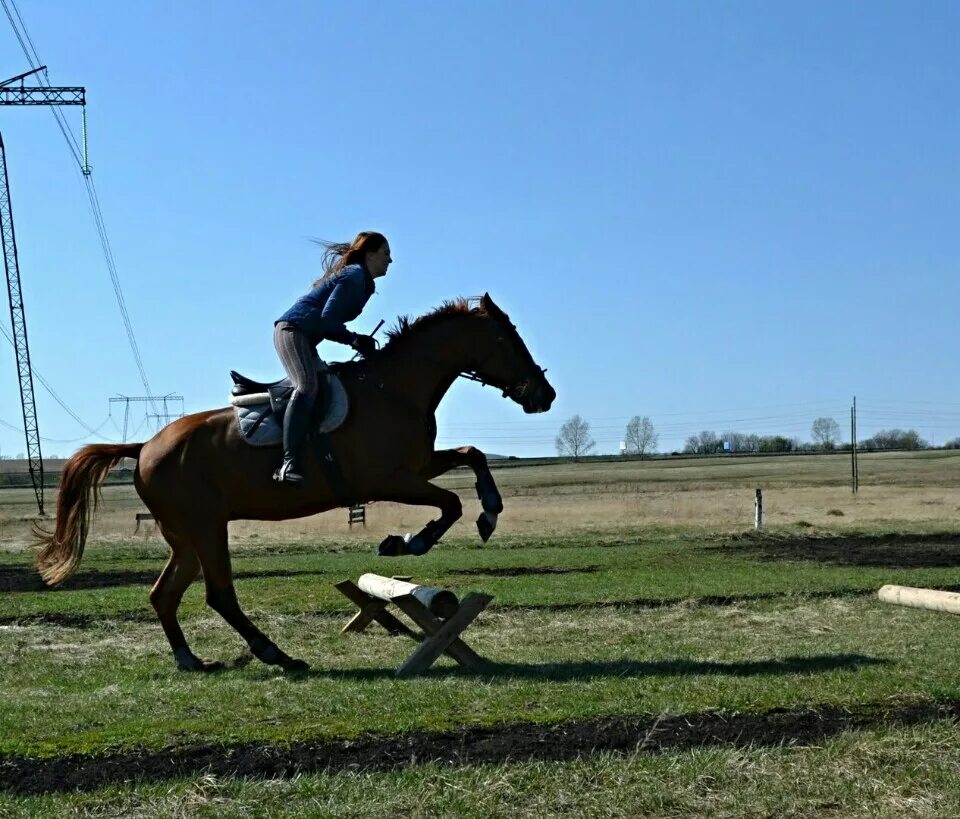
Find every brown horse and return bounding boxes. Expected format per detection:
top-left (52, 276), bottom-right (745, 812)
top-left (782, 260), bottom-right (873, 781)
top-left (36, 294), bottom-right (555, 672)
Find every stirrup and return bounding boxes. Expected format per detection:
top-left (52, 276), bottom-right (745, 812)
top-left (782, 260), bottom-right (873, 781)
top-left (273, 458), bottom-right (304, 486)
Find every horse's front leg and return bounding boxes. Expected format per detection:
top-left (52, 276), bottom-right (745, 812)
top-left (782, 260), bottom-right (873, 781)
top-left (375, 477), bottom-right (463, 557)
top-left (421, 446), bottom-right (503, 542)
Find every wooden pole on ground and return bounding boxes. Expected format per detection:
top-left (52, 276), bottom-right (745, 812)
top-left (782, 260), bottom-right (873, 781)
top-left (357, 573), bottom-right (459, 618)
top-left (878, 585), bottom-right (960, 615)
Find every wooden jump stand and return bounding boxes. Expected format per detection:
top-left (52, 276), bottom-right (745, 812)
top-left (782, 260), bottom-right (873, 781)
top-left (335, 573), bottom-right (494, 678)
top-left (347, 504), bottom-right (366, 527)
top-left (134, 512), bottom-right (155, 534)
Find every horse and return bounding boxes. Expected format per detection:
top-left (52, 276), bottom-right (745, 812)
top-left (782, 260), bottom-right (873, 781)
top-left (35, 294), bottom-right (556, 672)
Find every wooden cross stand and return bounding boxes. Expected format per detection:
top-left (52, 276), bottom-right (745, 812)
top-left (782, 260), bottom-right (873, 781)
top-left (335, 573), bottom-right (494, 678)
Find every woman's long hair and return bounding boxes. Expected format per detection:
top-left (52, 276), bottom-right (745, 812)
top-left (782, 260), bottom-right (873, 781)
top-left (312, 231), bottom-right (388, 286)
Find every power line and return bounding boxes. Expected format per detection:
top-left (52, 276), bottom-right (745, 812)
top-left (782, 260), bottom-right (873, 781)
top-left (0, 319), bottom-right (116, 439)
top-left (2, 0), bottom-right (156, 407)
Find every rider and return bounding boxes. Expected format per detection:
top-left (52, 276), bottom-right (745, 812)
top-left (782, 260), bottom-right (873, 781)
top-left (272, 231), bottom-right (391, 485)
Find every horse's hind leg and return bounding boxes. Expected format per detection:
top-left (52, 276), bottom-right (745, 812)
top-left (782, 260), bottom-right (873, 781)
top-left (149, 545), bottom-right (217, 672)
top-left (195, 525), bottom-right (309, 672)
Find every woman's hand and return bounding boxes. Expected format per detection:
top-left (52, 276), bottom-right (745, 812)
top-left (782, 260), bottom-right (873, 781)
top-left (351, 334), bottom-right (379, 358)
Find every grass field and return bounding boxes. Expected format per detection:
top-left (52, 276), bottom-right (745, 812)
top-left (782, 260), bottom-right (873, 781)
top-left (1, 450), bottom-right (959, 816)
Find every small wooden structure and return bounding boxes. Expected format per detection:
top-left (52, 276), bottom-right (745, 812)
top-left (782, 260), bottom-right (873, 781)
top-left (348, 504), bottom-right (366, 527)
top-left (134, 512), bottom-right (154, 533)
top-left (334, 573), bottom-right (493, 677)
top-left (878, 585), bottom-right (960, 615)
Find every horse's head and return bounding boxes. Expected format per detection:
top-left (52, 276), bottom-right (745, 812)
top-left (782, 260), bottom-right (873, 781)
top-left (468, 294), bottom-right (556, 414)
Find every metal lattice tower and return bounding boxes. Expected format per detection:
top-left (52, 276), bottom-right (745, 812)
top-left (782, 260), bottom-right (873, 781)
top-left (110, 395), bottom-right (184, 441)
top-left (0, 67), bottom-right (87, 515)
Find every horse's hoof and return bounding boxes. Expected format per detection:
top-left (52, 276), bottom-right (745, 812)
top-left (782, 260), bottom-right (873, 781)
top-left (252, 641), bottom-right (294, 667)
top-left (174, 647), bottom-right (223, 672)
top-left (282, 657), bottom-right (310, 673)
top-left (476, 511), bottom-right (497, 542)
top-left (378, 535), bottom-right (410, 557)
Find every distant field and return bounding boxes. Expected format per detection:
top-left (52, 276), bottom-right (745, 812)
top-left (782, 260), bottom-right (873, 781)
top-left (1, 449), bottom-right (959, 815)
top-left (2, 449), bottom-right (958, 551)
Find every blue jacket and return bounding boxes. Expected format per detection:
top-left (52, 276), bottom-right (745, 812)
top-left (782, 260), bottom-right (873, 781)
top-left (276, 264), bottom-right (375, 346)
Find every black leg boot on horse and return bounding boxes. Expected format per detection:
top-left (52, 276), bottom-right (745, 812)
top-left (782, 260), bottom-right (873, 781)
top-left (274, 390), bottom-right (315, 486)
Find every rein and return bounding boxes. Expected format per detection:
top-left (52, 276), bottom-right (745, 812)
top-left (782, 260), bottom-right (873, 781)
top-left (458, 366), bottom-right (547, 401)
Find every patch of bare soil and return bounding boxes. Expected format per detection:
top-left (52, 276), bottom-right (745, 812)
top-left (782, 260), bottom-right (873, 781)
top-left (2, 698), bottom-right (957, 795)
top-left (717, 532), bottom-right (960, 568)
top-left (498, 587), bottom-right (874, 613)
top-left (0, 612), bottom-right (144, 628)
top-left (0, 566), bottom-right (329, 593)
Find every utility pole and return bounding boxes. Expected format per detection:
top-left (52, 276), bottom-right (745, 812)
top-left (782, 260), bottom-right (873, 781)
top-left (850, 396), bottom-right (859, 494)
top-left (0, 67), bottom-right (88, 515)
top-left (110, 395), bottom-right (184, 441)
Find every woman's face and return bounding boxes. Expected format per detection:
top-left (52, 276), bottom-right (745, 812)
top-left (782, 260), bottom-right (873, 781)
top-left (364, 243), bottom-right (392, 278)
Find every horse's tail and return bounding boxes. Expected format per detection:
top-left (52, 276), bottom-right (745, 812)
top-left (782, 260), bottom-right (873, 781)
top-left (35, 443), bottom-right (144, 586)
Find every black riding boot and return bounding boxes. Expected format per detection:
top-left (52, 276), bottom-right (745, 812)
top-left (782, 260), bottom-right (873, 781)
top-left (274, 391), bottom-right (314, 486)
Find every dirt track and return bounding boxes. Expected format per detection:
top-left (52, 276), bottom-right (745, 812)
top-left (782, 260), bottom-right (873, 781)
top-left (2, 698), bottom-right (958, 795)
top-left (720, 531), bottom-right (960, 568)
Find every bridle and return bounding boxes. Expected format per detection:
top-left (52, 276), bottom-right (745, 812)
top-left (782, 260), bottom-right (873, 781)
top-left (456, 311), bottom-right (548, 402)
top-left (458, 366), bottom-right (547, 401)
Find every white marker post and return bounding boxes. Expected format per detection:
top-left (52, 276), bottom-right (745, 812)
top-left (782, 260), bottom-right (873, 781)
top-left (755, 488), bottom-right (763, 530)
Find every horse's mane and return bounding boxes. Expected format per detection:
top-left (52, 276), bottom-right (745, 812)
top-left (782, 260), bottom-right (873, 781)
top-left (381, 298), bottom-right (486, 352)
top-left (330, 298), bottom-right (488, 376)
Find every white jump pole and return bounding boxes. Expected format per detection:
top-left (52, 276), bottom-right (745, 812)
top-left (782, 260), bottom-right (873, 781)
top-left (878, 585), bottom-right (960, 615)
top-left (754, 488), bottom-right (763, 530)
top-left (357, 573), bottom-right (460, 618)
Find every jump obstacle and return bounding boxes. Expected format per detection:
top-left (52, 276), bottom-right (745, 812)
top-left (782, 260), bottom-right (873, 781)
top-left (347, 504), bottom-right (366, 527)
top-left (133, 512), bottom-right (155, 533)
top-left (335, 573), bottom-right (493, 677)
top-left (878, 584), bottom-right (960, 615)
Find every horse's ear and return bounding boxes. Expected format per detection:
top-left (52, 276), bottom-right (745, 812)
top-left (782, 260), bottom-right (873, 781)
top-left (481, 293), bottom-right (505, 318)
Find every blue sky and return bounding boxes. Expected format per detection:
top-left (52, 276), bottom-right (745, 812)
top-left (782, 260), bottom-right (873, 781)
top-left (1, 1), bottom-right (958, 458)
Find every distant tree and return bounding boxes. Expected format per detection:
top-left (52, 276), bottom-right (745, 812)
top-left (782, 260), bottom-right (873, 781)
top-left (944, 436), bottom-right (960, 450)
top-left (555, 415), bottom-right (596, 460)
top-left (683, 430), bottom-right (721, 455)
top-left (811, 417), bottom-right (842, 450)
top-left (860, 428), bottom-right (928, 451)
top-left (721, 431), bottom-right (760, 453)
top-left (624, 416), bottom-right (658, 457)
top-left (758, 435), bottom-right (794, 453)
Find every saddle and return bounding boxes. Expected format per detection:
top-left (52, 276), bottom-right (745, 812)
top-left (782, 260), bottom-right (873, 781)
top-left (229, 368), bottom-right (349, 447)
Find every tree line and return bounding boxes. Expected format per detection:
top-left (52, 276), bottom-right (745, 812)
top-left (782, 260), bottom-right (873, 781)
top-left (555, 415), bottom-right (960, 460)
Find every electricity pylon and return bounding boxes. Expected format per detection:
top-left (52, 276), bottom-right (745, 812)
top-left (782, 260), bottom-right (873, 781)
top-left (0, 66), bottom-right (88, 515)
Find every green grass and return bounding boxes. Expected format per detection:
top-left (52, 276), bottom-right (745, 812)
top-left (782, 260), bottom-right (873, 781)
top-left (3, 725), bottom-right (960, 817)
top-left (2, 530), bottom-right (958, 621)
top-left (2, 452), bottom-right (960, 814)
top-left (2, 532), bottom-right (960, 759)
